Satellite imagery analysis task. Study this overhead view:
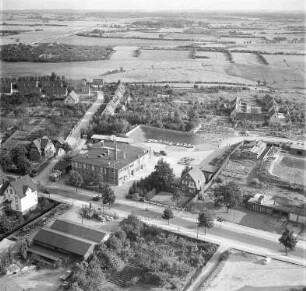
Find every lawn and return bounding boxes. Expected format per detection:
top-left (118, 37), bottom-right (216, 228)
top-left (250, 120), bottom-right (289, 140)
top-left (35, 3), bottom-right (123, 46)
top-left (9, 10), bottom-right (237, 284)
top-left (271, 154), bottom-right (306, 185)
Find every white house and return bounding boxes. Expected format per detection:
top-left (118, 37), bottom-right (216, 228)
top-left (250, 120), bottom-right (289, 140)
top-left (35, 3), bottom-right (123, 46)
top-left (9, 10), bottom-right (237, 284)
top-left (64, 90), bottom-right (79, 105)
top-left (4, 175), bottom-right (38, 215)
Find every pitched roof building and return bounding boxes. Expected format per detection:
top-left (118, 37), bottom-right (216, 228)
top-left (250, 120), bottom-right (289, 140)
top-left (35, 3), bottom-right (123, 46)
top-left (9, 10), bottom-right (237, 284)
top-left (31, 219), bottom-right (110, 261)
top-left (179, 167), bottom-right (206, 195)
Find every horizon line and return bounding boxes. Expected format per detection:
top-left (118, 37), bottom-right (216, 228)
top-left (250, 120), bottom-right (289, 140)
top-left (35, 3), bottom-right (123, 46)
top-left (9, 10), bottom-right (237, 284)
top-left (2, 8), bottom-right (305, 13)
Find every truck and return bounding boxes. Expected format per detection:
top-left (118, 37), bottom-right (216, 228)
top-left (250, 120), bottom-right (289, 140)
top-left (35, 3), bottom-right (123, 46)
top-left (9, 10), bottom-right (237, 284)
top-left (49, 170), bottom-right (62, 182)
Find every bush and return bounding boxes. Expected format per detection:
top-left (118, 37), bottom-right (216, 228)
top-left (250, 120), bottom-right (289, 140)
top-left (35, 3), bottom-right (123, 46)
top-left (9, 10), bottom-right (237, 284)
top-left (219, 250), bottom-right (230, 261)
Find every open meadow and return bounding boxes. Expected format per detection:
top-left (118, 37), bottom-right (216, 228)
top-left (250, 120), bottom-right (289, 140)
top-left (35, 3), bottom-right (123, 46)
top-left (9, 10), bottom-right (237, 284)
top-left (271, 153), bottom-right (306, 186)
top-left (202, 250), bottom-right (306, 291)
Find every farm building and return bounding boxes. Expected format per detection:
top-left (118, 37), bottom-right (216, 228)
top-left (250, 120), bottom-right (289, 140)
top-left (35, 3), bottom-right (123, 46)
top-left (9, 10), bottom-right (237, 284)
top-left (247, 194), bottom-right (306, 224)
top-left (179, 167), bottom-right (206, 195)
top-left (241, 140), bottom-right (267, 160)
top-left (290, 143), bottom-right (306, 157)
top-left (71, 140), bottom-right (151, 186)
top-left (30, 219), bottom-right (110, 263)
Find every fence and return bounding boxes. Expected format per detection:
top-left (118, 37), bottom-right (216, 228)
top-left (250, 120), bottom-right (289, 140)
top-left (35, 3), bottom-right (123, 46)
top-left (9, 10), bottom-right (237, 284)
top-left (188, 142), bottom-right (243, 204)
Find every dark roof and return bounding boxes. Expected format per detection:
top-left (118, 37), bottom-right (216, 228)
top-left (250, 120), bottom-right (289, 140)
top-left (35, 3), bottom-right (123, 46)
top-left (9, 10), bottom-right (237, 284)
top-left (33, 228), bottom-right (94, 257)
top-left (92, 79), bottom-right (104, 85)
top-left (41, 136), bottom-right (51, 149)
top-left (50, 219), bottom-right (107, 243)
top-left (199, 148), bottom-right (226, 173)
top-left (72, 141), bottom-right (148, 170)
top-left (10, 175), bottom-right (37, 199)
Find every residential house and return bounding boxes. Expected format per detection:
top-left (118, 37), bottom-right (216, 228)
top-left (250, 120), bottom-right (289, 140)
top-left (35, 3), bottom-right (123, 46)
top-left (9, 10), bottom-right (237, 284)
top-left (29, 139), bottom-right (42, 161)
top-left (102, 81), bottom-right (126, 117)
top-left (41, 136), bottom-right (56, 159)
top-left (241, 140), bottom-right (267, 160)
top-left (230, 97), bottom-right (264, 125)
top-left (0, 169), bottom-right (10, 214)
top-left (2, 175), bottom-right (38, 215)
top-left (71, 140), bottom-right (151, 186)
top-left (29, 137), bottom-right (56, 160)
top-left (64, 90), bottom-right (79, 105)
top-left (247, 194), bottom-right (306, 224)
top-left (179, 167), bottom-right (205, 195)
top-left (92, 79), bottom-right (104, 90)
top-left (30, 219), bottom-right (110, 262)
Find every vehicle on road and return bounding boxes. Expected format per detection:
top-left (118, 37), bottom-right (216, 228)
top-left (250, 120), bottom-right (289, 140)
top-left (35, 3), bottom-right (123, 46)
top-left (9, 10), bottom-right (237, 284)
top-left (49, 170), bottom-right (62, 182)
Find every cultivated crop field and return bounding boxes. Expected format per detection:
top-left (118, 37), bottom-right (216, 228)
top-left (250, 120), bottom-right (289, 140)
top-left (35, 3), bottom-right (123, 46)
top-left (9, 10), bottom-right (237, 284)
top-left (231, 52), bottom-right (261, 65)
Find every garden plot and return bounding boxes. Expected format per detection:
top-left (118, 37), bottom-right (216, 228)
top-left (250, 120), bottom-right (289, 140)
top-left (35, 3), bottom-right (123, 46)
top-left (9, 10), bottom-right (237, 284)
top-left (219, 159), bottom-right (256, 184)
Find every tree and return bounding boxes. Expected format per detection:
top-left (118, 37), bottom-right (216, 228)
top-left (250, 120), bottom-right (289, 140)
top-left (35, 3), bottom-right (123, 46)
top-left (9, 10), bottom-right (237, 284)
top-left (69, 170), bottom-right (84, 192)
top-left (119, 214), bottom-right (144, 241)
top-left (162, 207), bottom-right (174, 225)
top-left (279, 228), bottom-right (298, 256)
top-left (181, 165), bottom-right (191, 178)
top-left (63, 142), bottom-right (72, 153)
top-left (213, 182), bottom-right (242, 213)
top-left (154, 159), bottom-right (175, 191)
top-left (101, 184), bottom-right (116, 209)
top-left (197, 211), bottom-right (214, 236)
top-left (172, 187), bottom-right (183, 205)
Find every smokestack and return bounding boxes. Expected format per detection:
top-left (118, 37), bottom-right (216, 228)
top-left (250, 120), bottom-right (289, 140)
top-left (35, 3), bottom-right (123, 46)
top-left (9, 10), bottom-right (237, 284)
top-left (115, 142), bottom-right (118, 160)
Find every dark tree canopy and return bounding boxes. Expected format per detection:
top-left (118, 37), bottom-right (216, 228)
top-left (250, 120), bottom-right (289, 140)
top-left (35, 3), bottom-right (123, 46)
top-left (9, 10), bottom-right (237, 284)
top-left (279, 228), bottom-right (298, 256)
top-left (154, 159), bottom-right (175, 191)
top-left (198, 211), bottom-right (214, 234)
top-left (213, 182), bottom-right (242, 212)
top-left (162, 207), bottom-right (174, 224)
top-left (101, 184), bottom-right (116, 208)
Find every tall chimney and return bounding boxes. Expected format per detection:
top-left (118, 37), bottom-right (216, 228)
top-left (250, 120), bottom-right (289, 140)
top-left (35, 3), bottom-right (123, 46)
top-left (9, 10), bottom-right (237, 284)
top-left (115, 142), bottom-right (118, 160)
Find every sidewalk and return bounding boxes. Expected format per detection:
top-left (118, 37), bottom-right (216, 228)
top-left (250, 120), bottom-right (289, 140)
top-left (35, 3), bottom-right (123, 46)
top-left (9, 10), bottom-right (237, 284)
top-left (185, 245), bottom-right (227, 291)
top-left (44, 183), bottom-right (306, 250)
top-left (42, 191), bottom-right (306, 266)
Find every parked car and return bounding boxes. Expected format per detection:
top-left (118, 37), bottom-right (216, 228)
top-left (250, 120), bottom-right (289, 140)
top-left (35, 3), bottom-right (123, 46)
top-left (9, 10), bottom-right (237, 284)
top-left (60, 270), bottom-right (72, 281)
top-left (92, 195), bottom-right (101, 201)
top-left (49, 170), bottom-right (62, 182)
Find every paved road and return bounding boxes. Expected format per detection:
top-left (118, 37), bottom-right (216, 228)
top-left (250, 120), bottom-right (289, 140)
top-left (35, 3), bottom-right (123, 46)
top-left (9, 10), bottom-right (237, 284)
top-left (43, 185), bottom-right (306, 266)
top-left (34, 92), bottom-right (104, 185)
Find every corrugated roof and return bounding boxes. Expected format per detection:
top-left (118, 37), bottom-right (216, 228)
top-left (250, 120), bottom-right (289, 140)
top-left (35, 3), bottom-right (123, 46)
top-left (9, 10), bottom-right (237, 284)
top-left (33, 228), bottom-right (93, 257)
top-left (50, 219), bottom-right (106, 243)
top-left (91, 134), bottom-right (133, 144)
